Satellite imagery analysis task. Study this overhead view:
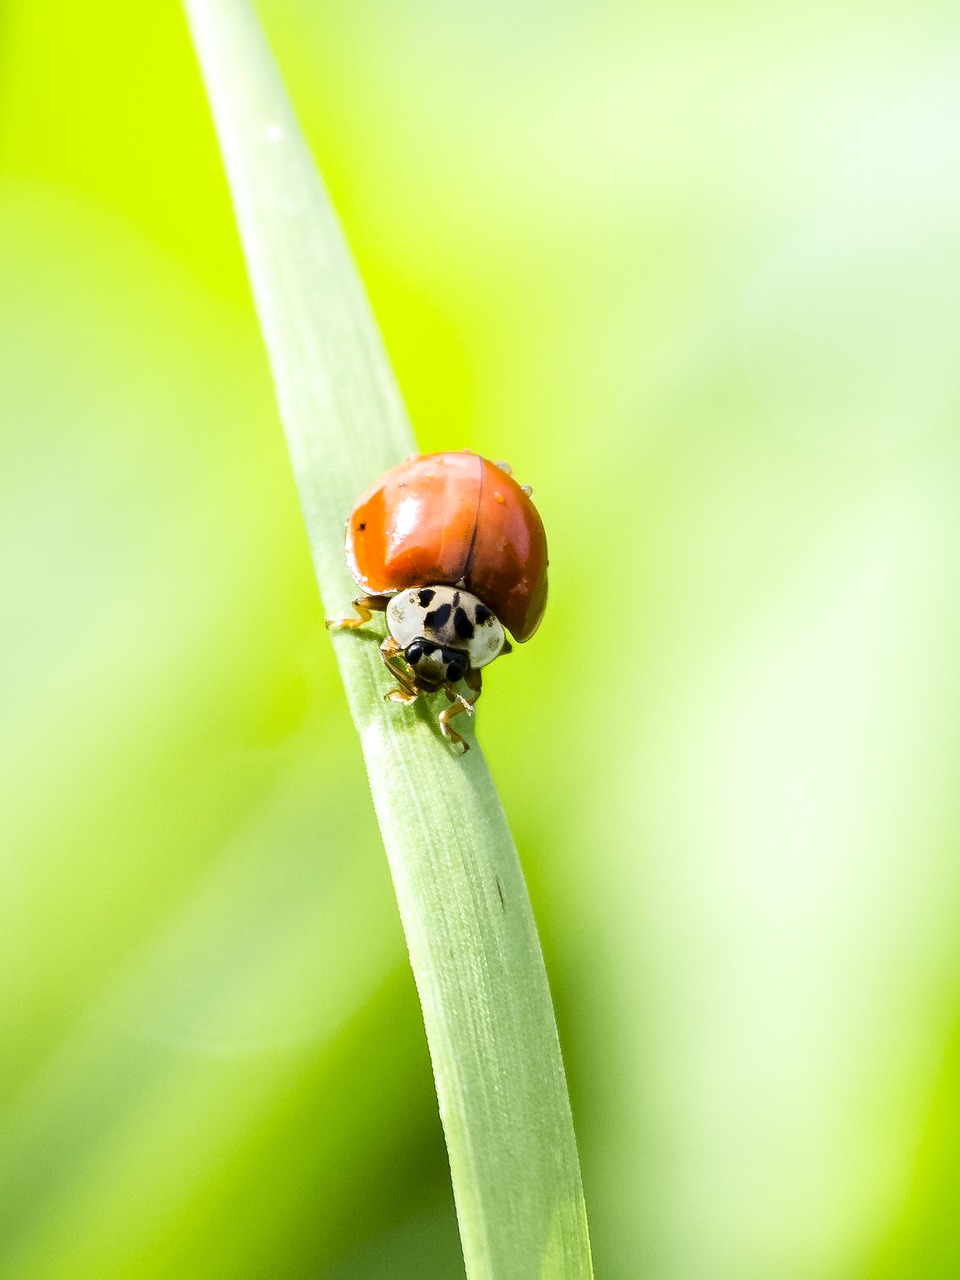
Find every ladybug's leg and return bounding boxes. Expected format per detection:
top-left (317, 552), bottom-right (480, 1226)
top-left (438, 669), bottom-right (483, 752)
top-left (325, 595), bottom-right (391, 631)
top-left (464, 666), bottom-right (483, 702)
top-left (380, 635), bottom-right (419, 706)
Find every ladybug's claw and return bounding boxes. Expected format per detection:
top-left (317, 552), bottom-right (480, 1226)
top-left (438, 693), bottom-right (477, 752)
top-left (326, 595), bottom-right (391, 630)
top-left (438, 718), bottom-right (469, 753)
top-left (385, 688), bottom-right (418, 706)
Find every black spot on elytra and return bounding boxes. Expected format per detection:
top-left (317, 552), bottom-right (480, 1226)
top-left (453, 607), bottom-right (474, 640)
top-left (417, 588), bottom-right (436, 607)
top-left (425, 602), bottom-right (452, 629)
top-left (357, 521), bottom-right (366, 531)
top-left (474, 603), bottom-right (492, 625)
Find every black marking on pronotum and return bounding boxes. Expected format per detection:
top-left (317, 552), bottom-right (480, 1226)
top-left (417, 588), bottom-right (436, 607)
top-left (453, 606), bottom-right (475, 640)
top-left (425, 602), bottom-right (452, 629)
top-left (474, 602), bottom-right (492, 625)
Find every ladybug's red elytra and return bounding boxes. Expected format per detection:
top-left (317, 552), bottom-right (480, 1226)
top-left (325, 450), bottom-right (548, 750)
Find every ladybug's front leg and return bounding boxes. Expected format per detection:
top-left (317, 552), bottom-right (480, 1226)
top-left (325, 594), bottom-right (392, 631)
top-left (437, 668), bottom-right (483, 752)
top-left (380, 635), bottom-right (419, 705)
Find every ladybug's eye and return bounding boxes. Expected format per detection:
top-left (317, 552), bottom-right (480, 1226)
top-left (442, 650), bottom-right (468, 683)
top-left (405, 641), bottom-right (423, 665)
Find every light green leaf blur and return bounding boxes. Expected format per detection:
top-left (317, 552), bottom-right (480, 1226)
top-left (3, 2), bottom-right (960, 1278)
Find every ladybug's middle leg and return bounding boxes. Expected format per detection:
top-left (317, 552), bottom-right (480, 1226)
top-left (438, 668), bottom-right (483, 751)
top-left (325, 594), bottom-right (391, 631)
top-left (380, 635), bottom-right (419, 705)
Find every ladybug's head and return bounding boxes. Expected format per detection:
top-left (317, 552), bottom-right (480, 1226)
top-left (385, 585), bottom-right (507, 688)
top-left (403, 640), bottom-right (469, 691)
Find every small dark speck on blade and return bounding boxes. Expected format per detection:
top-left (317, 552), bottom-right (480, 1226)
top-left (496, 878), bottom-right (505, 910)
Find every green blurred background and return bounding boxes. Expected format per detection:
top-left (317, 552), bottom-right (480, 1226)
top-left (3, 1), bottom-right (960, 1276)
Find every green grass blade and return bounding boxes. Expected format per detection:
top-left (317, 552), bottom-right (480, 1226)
top-left (182, 2), bottom-right (594, 1275)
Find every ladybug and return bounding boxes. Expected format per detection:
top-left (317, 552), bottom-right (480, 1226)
top-left (326, 450), bottom-right (548, 750)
